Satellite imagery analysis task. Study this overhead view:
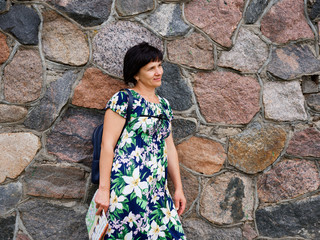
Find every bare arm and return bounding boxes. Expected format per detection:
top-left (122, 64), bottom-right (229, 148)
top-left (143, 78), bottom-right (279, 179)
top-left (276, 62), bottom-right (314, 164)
top-left (94, 109), bottom-right (125, 215)
top-left (165, 131), bottom-right (186, 216)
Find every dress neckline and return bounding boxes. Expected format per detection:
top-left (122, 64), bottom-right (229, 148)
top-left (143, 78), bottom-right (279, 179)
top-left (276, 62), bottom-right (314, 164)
top-left (129, 89), bottom-right (162, 105)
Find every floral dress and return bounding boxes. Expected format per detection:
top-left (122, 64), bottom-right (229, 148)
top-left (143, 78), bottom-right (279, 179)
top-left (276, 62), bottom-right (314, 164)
top-left (103, 89), bottom-right (185, 240)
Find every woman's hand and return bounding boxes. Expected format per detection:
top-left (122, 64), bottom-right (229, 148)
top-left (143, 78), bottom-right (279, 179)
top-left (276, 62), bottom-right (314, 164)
top-left (173, 189), bottom-right (186, 216)
top-left (94, 188), bottom-right (110, 216)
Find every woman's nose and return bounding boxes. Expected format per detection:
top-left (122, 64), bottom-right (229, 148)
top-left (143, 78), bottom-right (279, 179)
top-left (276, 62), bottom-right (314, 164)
top-left (155, 67), bottom-right (162, 75)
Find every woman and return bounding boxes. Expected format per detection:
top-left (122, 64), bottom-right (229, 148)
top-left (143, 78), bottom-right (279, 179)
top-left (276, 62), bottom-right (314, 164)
top-left (93, 42), bottom-right (186, 239)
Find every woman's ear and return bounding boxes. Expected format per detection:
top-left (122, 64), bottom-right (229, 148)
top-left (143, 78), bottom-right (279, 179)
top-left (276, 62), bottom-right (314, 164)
top-left (134, 74), bottom-right (139, 81)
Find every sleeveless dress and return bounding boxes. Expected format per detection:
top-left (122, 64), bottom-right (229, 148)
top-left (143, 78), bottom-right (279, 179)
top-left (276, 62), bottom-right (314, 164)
top-left (103, 89), bottom-right (185, 240)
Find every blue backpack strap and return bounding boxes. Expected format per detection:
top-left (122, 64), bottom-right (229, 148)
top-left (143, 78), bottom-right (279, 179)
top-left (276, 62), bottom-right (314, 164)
top-left (91, 88), bottom-right (133, 184)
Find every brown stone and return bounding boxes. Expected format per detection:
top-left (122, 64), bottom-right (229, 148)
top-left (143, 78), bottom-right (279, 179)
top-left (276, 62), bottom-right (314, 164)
top-left (24, 165), bottom-right (86, 199)
top-left (257, 159), bottom-right (320, 203)
top-left (42, 10), bottom-right (89, 66)
top-left (228, 123), bottom-right (287, 174)
top-left (261, 0), bottom-right (313, 44)
top-left (0, 32), bottom-right (10, 64)
top-left (193, 71), bottom-right (260, 124)
top-left (286, 128), bottom-right (320, 157)
top-left (72, 68), bottom-right (127, 109)
top-left (167, 32), bottom-right (214, 70)
top-left (0, 132), bottom-right (41, 183)
top-left (176, 136), bottom-right (226, 175)
top-left (47, 107), bottom-right (104, 166)
top-left (185, 0), bottom-right (244, 47)
top-left (168, 167), bottom-right (199, 212)
top-left (0, 104), bottom-right (28, 123)
top-left (4, 48), bottom-right (43, 103)
top-left (200, 171), bottom-right (254, 224)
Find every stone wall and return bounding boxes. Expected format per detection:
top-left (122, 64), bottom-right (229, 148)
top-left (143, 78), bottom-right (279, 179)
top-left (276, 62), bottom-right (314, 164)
top-left (0, 0), bottom-right (320, 239)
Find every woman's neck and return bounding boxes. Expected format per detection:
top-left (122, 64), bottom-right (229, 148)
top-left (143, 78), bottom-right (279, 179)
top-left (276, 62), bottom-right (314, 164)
top-left (132, 85), bottom-right (159, 103)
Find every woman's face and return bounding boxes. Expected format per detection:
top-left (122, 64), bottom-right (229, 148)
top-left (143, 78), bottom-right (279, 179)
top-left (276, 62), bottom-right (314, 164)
top-left (134, 61), bottom-right (163, 89)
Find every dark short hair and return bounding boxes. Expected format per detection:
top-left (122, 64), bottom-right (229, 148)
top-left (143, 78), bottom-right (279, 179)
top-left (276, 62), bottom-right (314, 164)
top-left (123, 42), bottom-right (163, 85)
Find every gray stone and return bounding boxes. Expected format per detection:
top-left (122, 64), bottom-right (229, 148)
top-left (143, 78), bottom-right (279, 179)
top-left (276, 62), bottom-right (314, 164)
top-left (183, 218), bottom-right (242, 240)
top-left (45, 0), bottom-right (112, 27)
top-left (263, 81), bottom-right (307, 121)
top-left (0, 0), bottom-right (7, 13)
top-left (24, 71), bottom-right (77, 131)
top-left (267, 43), bottom-right (320, 80)
top-left (156, 62), bottom-right (193, 111)
top-left (0, 104), bottom-right (28, 123)
top-left (302, 75), bottom-right (319, 94)
top-left (0, 5), bottom-right (40, 45)
top-left (200, 172), bottom-right (254, 224)
top-left (0, 182), bottom-right (22, 215)
top-left (47, 107), bottom-right (104, 166)
top-left (24, 165), bottom-right (86, 199)
top-left (306, 93), bottom-right (320, 112)
top-left (19, 200), bottom-right (88, 240)
top-left (218, 27), bottom-right (268, 73)
top-left (244, 0), bottom-right (269, 24)
top-left (256, 194), bottom-right (320, 239)
top-left (171, 118), bottom-right (197, 142)
top-left (0, 214), bottom-right (16, 240)
top-left (93, 21), bottom-right (162, 78)
top-left (309, 0), bottom-right (320, 21)
top-left (144, 3), bottom-right (190, 37)
top-left (115, 0), bottom-right (155, 16)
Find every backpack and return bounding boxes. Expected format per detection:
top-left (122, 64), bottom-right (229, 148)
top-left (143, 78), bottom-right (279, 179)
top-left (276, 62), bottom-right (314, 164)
top-left (91, 89), bottom-right (133, 184)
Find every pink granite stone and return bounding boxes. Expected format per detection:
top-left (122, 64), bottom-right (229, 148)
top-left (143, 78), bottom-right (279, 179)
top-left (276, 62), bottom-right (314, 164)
top-left (167, 32), bottom-right (214, 70)
top-left (286, 128), bottom-right (320, 157)
top-left (185, 0), bottom-right (244, 47)
top-left (176, 136), bottom-right (226, 175)
top-left (261, 0), bottom-right (314, 44)
top-left (257, 159), bottom-right (320, 203)
top-left (0, 32), bottom-right (10, 64)
top-left (193, 71), bottom-right (260, 124)
top-left (4, 48), bottom-right (43, 103)
top-left (72, 68), bottom-right (127, 109)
